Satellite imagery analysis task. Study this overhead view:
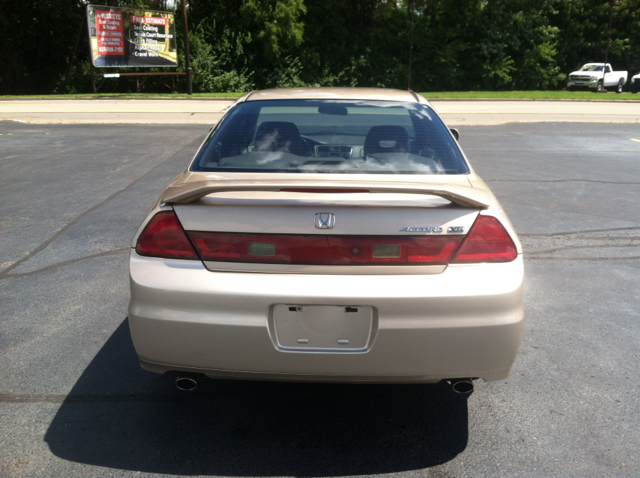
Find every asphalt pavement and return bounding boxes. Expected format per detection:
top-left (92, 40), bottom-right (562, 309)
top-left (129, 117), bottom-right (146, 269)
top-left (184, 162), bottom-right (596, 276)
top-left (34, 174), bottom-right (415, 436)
top-left (0, 110), bottom-right (639, 477)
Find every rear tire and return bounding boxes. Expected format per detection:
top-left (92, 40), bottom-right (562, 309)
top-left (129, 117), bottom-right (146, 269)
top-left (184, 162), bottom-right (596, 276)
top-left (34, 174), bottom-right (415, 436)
top-left (616, 80), bottom-right (624, 94)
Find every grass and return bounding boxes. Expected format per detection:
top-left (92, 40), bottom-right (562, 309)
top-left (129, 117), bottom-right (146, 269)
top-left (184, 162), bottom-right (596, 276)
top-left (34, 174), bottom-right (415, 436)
top-left (420, 90), bottom-right (638, 100)
top-left (0, 90), bottom-right (637, 100)
top-left (0, 92), bottom-right (244, 100)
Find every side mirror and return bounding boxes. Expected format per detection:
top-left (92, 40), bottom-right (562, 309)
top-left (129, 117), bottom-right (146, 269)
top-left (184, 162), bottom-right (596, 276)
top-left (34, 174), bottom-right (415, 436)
top-left (450, 128), bottom-right (459, 141)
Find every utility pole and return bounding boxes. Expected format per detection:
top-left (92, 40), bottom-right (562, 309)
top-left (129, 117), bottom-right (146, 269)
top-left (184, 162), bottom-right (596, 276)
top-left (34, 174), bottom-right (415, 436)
top-left (181, 0), bottom-right (193, 95)
top-left (603, 0), bottom-right (615, 68)
top-left (599, 0), bottom-right (616, 92)
top-left (407, 0), bottom-right (415, 90)
top-left (63, 15), bottom-right (86, 94)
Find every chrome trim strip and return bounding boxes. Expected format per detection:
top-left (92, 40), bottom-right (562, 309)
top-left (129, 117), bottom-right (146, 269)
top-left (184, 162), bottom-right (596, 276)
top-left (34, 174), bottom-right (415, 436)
top-left (203, 261), bottom-right (447, 275)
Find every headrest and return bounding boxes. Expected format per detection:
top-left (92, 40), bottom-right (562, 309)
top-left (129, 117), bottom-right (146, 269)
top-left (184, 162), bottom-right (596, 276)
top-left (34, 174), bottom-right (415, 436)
top-left (254, 121), bottom-right (303, 154)
top-left (364, 125), bottom-right (410, 155)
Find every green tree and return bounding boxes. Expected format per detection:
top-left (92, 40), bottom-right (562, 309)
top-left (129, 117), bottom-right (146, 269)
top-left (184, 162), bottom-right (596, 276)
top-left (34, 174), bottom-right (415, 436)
top-left (187, 0), bottom-right (306, 89)
top-left (0, 0), bottom-right (85, 94)
top-left (2, 0), bottom-right (639, 94)
top-left (554, 0), bottom-right (640, 75)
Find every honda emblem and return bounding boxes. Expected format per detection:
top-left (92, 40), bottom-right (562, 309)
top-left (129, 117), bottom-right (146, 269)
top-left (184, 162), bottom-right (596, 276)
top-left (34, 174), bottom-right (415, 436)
top-left (314, 213), bottom-right (336, 229)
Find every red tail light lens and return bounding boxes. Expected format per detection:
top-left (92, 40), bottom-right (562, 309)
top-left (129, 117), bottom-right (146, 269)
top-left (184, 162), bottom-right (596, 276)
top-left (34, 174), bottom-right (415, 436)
top-left (135, 213), bottom-right (516, 265)
top-left (450, 215), bottom-right (517, 263)
top-left (135, 211), bottom-right (199, 260)
top-left (280, 189), bottom-right (369, 193)
top-left (187, 232), bottom-right (464, 265)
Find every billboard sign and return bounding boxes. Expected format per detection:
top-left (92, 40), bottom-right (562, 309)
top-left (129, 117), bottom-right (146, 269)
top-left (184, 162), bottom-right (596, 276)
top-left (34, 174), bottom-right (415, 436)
top-left (86, 4), bottom-right (178, 67)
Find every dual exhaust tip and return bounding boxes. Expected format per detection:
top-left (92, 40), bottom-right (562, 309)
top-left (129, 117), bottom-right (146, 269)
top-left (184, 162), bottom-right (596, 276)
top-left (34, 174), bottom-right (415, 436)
top-left (450, 378), bottom-right (474, 394)
top-left (175, 375), bottom-right (198, 391)
top-left (174, 375), bottom-right (474, 394)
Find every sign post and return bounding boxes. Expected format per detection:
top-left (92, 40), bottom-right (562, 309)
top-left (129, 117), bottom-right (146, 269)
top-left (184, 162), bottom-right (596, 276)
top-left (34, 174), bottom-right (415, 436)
top-left (181, 0), bottom-right (193, 95)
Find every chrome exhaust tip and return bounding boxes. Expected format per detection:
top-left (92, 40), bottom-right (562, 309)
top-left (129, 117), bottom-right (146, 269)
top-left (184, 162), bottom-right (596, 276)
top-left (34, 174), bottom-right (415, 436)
top-left (450, 378), bottom-right (474, 394)
top-left (175, 376), bottom-right (198, 391)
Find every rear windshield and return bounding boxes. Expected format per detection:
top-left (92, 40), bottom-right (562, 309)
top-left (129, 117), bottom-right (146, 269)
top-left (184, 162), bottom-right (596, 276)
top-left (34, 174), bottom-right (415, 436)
top-left (191, 99), bottom-right (469, 174)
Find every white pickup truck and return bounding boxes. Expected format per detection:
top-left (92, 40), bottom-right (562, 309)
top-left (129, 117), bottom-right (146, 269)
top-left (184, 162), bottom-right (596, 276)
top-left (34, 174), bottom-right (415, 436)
top-left (567, 63), bottom-right (628, 93)
top-left (630, 73), bottom-right (640, 94)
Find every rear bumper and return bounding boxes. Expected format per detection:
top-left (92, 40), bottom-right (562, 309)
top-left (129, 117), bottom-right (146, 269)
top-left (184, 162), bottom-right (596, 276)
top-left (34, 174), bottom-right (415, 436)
top-left (128, 251), bottom-right (524, 383)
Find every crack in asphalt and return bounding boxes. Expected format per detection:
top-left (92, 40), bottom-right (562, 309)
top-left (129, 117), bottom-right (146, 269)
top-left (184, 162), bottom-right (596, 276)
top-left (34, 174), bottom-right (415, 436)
top-left (527, 244), bottom-right (639, 255)
top-left (485, 179), bottom-right (640, 184)
top-left (465, 148), bottom-right (640, 152)
top-left (522, 227), bottom-right (639, 261)
top-left (0, 136), bottom-right (202, 279)
top-left (0, 248), bottom-right (130, 282)
top-left (527, 235), bottom-right (639, 240)
top-left (526, 256), bottom-right (640, 261)
top-left (0, 393), bottom-right (224, 403)
top-left (520, 227), bottom-right (640, 237)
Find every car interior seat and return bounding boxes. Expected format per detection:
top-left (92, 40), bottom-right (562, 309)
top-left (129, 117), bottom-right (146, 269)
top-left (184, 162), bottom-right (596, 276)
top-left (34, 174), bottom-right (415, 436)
top-left (254, 121), bottom-right (307, 156)
top-left (363, 125), bottom-right (410, 156)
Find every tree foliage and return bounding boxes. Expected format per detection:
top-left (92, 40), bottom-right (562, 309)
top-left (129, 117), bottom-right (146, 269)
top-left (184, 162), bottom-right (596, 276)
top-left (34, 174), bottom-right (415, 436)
top-left (1, 0), bottom-right (639, 94)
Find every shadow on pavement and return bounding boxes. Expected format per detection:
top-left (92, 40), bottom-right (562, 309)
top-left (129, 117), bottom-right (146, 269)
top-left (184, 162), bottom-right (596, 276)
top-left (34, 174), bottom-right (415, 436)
top-left (45, 319), bottom-right (468, 476)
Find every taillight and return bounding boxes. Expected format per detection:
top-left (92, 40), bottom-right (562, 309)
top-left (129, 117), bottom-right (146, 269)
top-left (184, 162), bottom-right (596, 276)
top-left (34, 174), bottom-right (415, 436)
top-left (280, 189), bottom-right (369, 193)
top-left (187, 232), bottom-right (464, 265)
top-left (135, 212), bottom-right (516, 265)
top-left (450, 215), bottom-right (517, 263)
top-left (135, 211), bottom-right (199, 260)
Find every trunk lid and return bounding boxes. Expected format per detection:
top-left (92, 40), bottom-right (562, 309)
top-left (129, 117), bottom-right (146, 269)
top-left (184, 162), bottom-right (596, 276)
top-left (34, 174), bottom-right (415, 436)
top-left (166, 173), bottom-right (489, 273)
top-left (173, 191), bottom-right (479, 236)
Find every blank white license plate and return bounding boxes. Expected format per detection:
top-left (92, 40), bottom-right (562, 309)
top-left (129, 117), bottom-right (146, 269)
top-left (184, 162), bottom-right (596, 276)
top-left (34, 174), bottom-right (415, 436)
top-left (272, 304), bottom-right (374, 352)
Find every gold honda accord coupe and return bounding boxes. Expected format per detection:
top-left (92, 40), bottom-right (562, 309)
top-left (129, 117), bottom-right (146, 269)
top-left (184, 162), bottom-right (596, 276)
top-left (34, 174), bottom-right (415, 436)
top-left (128, 88), bottom-right (523, 393)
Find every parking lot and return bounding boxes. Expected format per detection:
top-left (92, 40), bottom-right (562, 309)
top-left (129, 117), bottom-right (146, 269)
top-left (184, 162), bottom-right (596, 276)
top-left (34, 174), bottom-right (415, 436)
top-left (0, 111), bottom-right (639, 476)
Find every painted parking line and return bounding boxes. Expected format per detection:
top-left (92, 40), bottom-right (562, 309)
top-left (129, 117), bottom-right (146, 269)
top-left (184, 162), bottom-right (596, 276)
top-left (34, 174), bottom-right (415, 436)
top-left (631, 139), bottom-right (640, 143)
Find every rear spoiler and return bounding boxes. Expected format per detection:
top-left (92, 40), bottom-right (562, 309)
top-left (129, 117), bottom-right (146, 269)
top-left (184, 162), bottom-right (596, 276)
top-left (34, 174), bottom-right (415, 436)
top-left (161, 180), bottom-right (491, 209)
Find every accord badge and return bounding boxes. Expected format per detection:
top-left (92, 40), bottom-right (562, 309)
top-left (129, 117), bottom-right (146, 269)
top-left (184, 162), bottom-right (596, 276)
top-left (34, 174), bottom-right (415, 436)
top-left (400, 226), bottom-right (443, 233)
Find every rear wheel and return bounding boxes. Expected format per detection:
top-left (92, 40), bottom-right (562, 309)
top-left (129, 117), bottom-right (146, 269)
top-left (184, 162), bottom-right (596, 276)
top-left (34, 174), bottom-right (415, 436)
top-left (616, 79), bottom-right (624, 94)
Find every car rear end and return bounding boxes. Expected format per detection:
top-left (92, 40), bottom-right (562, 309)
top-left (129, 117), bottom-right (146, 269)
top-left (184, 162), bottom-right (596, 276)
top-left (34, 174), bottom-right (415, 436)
top-left (128, 89), bottom-right (524, 383)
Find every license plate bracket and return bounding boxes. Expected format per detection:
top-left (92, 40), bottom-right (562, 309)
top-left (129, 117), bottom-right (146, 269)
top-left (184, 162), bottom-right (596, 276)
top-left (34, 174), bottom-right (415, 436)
top-left (271, 304), bottom-right (374, 352)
